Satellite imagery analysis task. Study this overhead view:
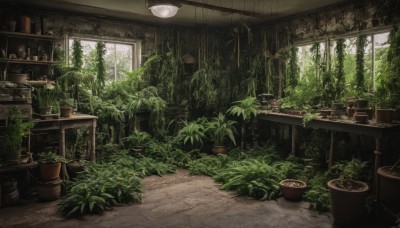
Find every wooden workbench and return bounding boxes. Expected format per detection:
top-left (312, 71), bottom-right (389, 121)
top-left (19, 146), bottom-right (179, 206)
top-left (31, 113), bottom-right (97, 179)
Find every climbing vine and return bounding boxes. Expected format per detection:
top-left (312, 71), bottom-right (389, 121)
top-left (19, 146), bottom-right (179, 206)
top-left (335, 38), bottom-right (345, 101)
top-left (355, 35), bottom-right (367, 97)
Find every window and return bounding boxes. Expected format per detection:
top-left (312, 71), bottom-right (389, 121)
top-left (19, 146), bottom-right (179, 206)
top-left (296, 31), bottom-right (390, 91)
top-left (66, 36), bottom-right (141, 81)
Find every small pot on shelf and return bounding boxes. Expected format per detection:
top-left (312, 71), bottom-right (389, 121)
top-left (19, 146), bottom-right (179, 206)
top-left (320, 109), bottom-right (332, 118)
top-left (60, 107), bottom-right (73, 118)
top-left (38, 106), bottom-right (52, 115)
top-left (375, 108), bottom-right (393, 123)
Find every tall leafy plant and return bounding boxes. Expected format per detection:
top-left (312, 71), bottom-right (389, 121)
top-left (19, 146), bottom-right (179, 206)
top-left (207, 113), bottom-right (237, 146)
top-left (227, 96), bottom-right (260, 149)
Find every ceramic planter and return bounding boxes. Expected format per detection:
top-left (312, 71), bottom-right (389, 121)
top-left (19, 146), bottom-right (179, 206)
top-left (327, 179), bottom-right (369, 225)
top-left (60, 107), bottom-right (73, 118)
top-left (212, 145), bottom-right (226, 154)
top-left (279, 179), bottom-right (307, 201)
top-left (375, 109), bottom-right (393, 123)
top-left (39, 162), bottom-right (61, 181)
top-left (38, 106), bottom-right (52, 115)
top-left (37, 178), bottom-right (62, 201)
top-left (320, 109), bottom-right (332, 118)
top-left (377, 166), bottom-right (400, 211)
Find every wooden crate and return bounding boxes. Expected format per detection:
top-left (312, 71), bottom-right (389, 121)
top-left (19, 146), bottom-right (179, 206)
top-left (0, 104), bottom-right (32, 119)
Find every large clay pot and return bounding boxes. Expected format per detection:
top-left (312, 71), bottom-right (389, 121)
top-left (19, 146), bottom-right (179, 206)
top-left (7, 74), bottom-right (27, 84)
top-left (279, 179), bottom-right (307, 201)
top-left (37, 178), bottom-right (62, 201)
top-left (375, 109), bottom-right (393, 123)
top-left (39, 162), bottom-right (61, 181)
top-left (327, 179), bottom-right (369, 225)
top-left (60, 107), bottom-right (73, 118)
top-left (212, 145), bottom-right (226, 154)
top-left (377, 166), bottom-right (400, 211)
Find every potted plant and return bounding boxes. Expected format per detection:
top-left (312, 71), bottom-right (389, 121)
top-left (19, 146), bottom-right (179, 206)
top-left (227, 96), bottom-right (259, 149)
top-left (278, 179), bottom-right (307, 201)
top-left (123, 130), bottom-right (152, 153)
top-left (0, 107), bottom-right (33, 165)
top-left (374, 89), bottom-right (393, 123)
top-left (37, 151), bottom-right (67, 181)
top-left (59, 98), bottom-right (75, 118)
top-left (175, 118), bottom-right (208, 148)
top-left (207, 113), bottom-right (237, 154)
top-left (35, 87), bottom-right (58, 115)
top-left (327, 158), bottom-right (369, 225)
top-left (377, 159), bottom-right (400, 212)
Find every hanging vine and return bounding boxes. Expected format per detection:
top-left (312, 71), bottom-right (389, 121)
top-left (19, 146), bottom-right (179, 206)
top-left (71, 39), bottom-right (83, 71)
top-left (95, 41), bottom-right (106, 93)
top-left (335, 38), bottom-right (346, 101)
top-left (355, 34), bottom-right (367, 97)
top-left (286, 43), bottom-right (300, 89)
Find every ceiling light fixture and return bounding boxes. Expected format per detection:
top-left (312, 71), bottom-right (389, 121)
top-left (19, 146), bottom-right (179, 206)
top-left (147, 0), bottom-right (181, 18)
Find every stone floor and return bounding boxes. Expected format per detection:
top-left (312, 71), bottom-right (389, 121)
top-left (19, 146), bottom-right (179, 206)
top-left (0, 169), bottom-right (344, 228)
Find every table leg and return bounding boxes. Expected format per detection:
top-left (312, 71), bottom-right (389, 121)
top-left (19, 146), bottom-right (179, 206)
top-left (291, 125), bottom-right (297, 156)
top-left (59, 126), bottom-right (69, 180)
top-left (374, 137), bottom-right (382, 194)
top-left (328, 131), bottom-right (335, 169)
top-left (89, 119), bottom-right (96, 162)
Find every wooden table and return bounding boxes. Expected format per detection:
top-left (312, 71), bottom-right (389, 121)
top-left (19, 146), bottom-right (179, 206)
top-left (31, 113), bottom-right (97, 179)
top-left (258, 111), bottom-right (400, 187)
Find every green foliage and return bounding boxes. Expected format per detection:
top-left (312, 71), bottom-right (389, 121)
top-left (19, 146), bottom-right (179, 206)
top-left (304, 172), bottom-right (330, 211)
top-left (95, 41), bottom-right (106, 90)
top-left (59, 162), bottom-right (142, 217)
top-left (335, 38), bottom-right (346, 101)
top-left (145, 141), bottom-right (192, 168)
top-left (207, 113), bottom-right (237, 146)
top-left (214, 158), bottom-right (284, 200)
top-left (330, 158), bottom-right (369, 185)
top-left (60, 98), bottom-right (75, 107)
top-left (176, 118), bottom-right (208, 147)
top-left (38, 151), bottom-right (67, 163)
top-left (302, 112), bottom-right (319, 127)
top-left (286, 44), bottom-right (300, 88)
top-left (123, 130), bottom-right (152, 147)
top-left (377, 26), bottom-right (400, 107)
top-left (227, 96), bottom-right (260, 122)
top-left (71, 39), bottom-right (83, 70)
top-left (35, 87), bottom-right (59, 108)
top-left (187, 154), bottom-right (233, 176)
top-left (355, 35), bottom-right (368, 97)
top-left (0, 107), bottom-right (33, 157)
top-left (191, 61), bottom-right (219, 111)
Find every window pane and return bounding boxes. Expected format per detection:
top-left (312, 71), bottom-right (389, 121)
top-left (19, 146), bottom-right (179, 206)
top-left (344, 37), bottom-right (357, 86)
top-left (105, 43), bottom-right (116, 81)
top-left (115, 44), bottom-right (133, 80)
top-left (374, 32), bottom-right (389, 86)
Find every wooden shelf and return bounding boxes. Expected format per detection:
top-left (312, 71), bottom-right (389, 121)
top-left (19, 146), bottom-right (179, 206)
top-left (0, 31), bottom-right (56, 40)
top-left (0, 58), bottom-right (57, 65)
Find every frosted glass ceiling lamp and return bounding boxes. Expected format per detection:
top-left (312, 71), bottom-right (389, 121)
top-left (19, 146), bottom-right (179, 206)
top-left (147, 0), bottom-right (181, 18)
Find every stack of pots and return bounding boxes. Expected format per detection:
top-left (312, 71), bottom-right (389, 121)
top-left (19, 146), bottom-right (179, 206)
top-left (1, 179), bottom-right (19, 207)
top-left (37, 161), bottom-right (62, 201)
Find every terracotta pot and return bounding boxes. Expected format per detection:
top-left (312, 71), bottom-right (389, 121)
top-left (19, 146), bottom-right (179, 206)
top-left (347, 107), bottom-right (355, 118)
top-left (354, 113), bottom-right (368, 124)
top-left (393, 108), bottom-right (400, 121)
top-left (2, 179), bottom-right (18, 194)
top-left (320, 109), bottom-right (332, 118)
top-left (39, 162), bottom-right (61, 181)
top-left (130, 146), bottom-right (145, 154)
top-left (20, 16), bottom-right (31, 33)
top-left (37, 178), bottom-right (62, 201)
top-left (8, 74), bottom-right (27, 84)
top-left (60, 107), bottom-right (73, 118)
top-left (327, 179), bottom-right (369, 225)
top-left (67, 160), bottom-right (85, 173)
top-left (279, 179), bottom-right (307, 201)
top-left (377, 166), bottom-right (400, 211)
top-left (38, 106), bottom-right (52, 115)
top-left (212, 145), bottom-right (227, 154)
top-left (375, 109), bottom-right (393, 123)
top-left (355, 99), bottom-right (369, 109)
top-left (4, 189), bottom-right (19, 206)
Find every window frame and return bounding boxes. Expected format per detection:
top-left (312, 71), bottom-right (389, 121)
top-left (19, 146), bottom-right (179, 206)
top-left (64, 34), bottom-right (142, 80)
